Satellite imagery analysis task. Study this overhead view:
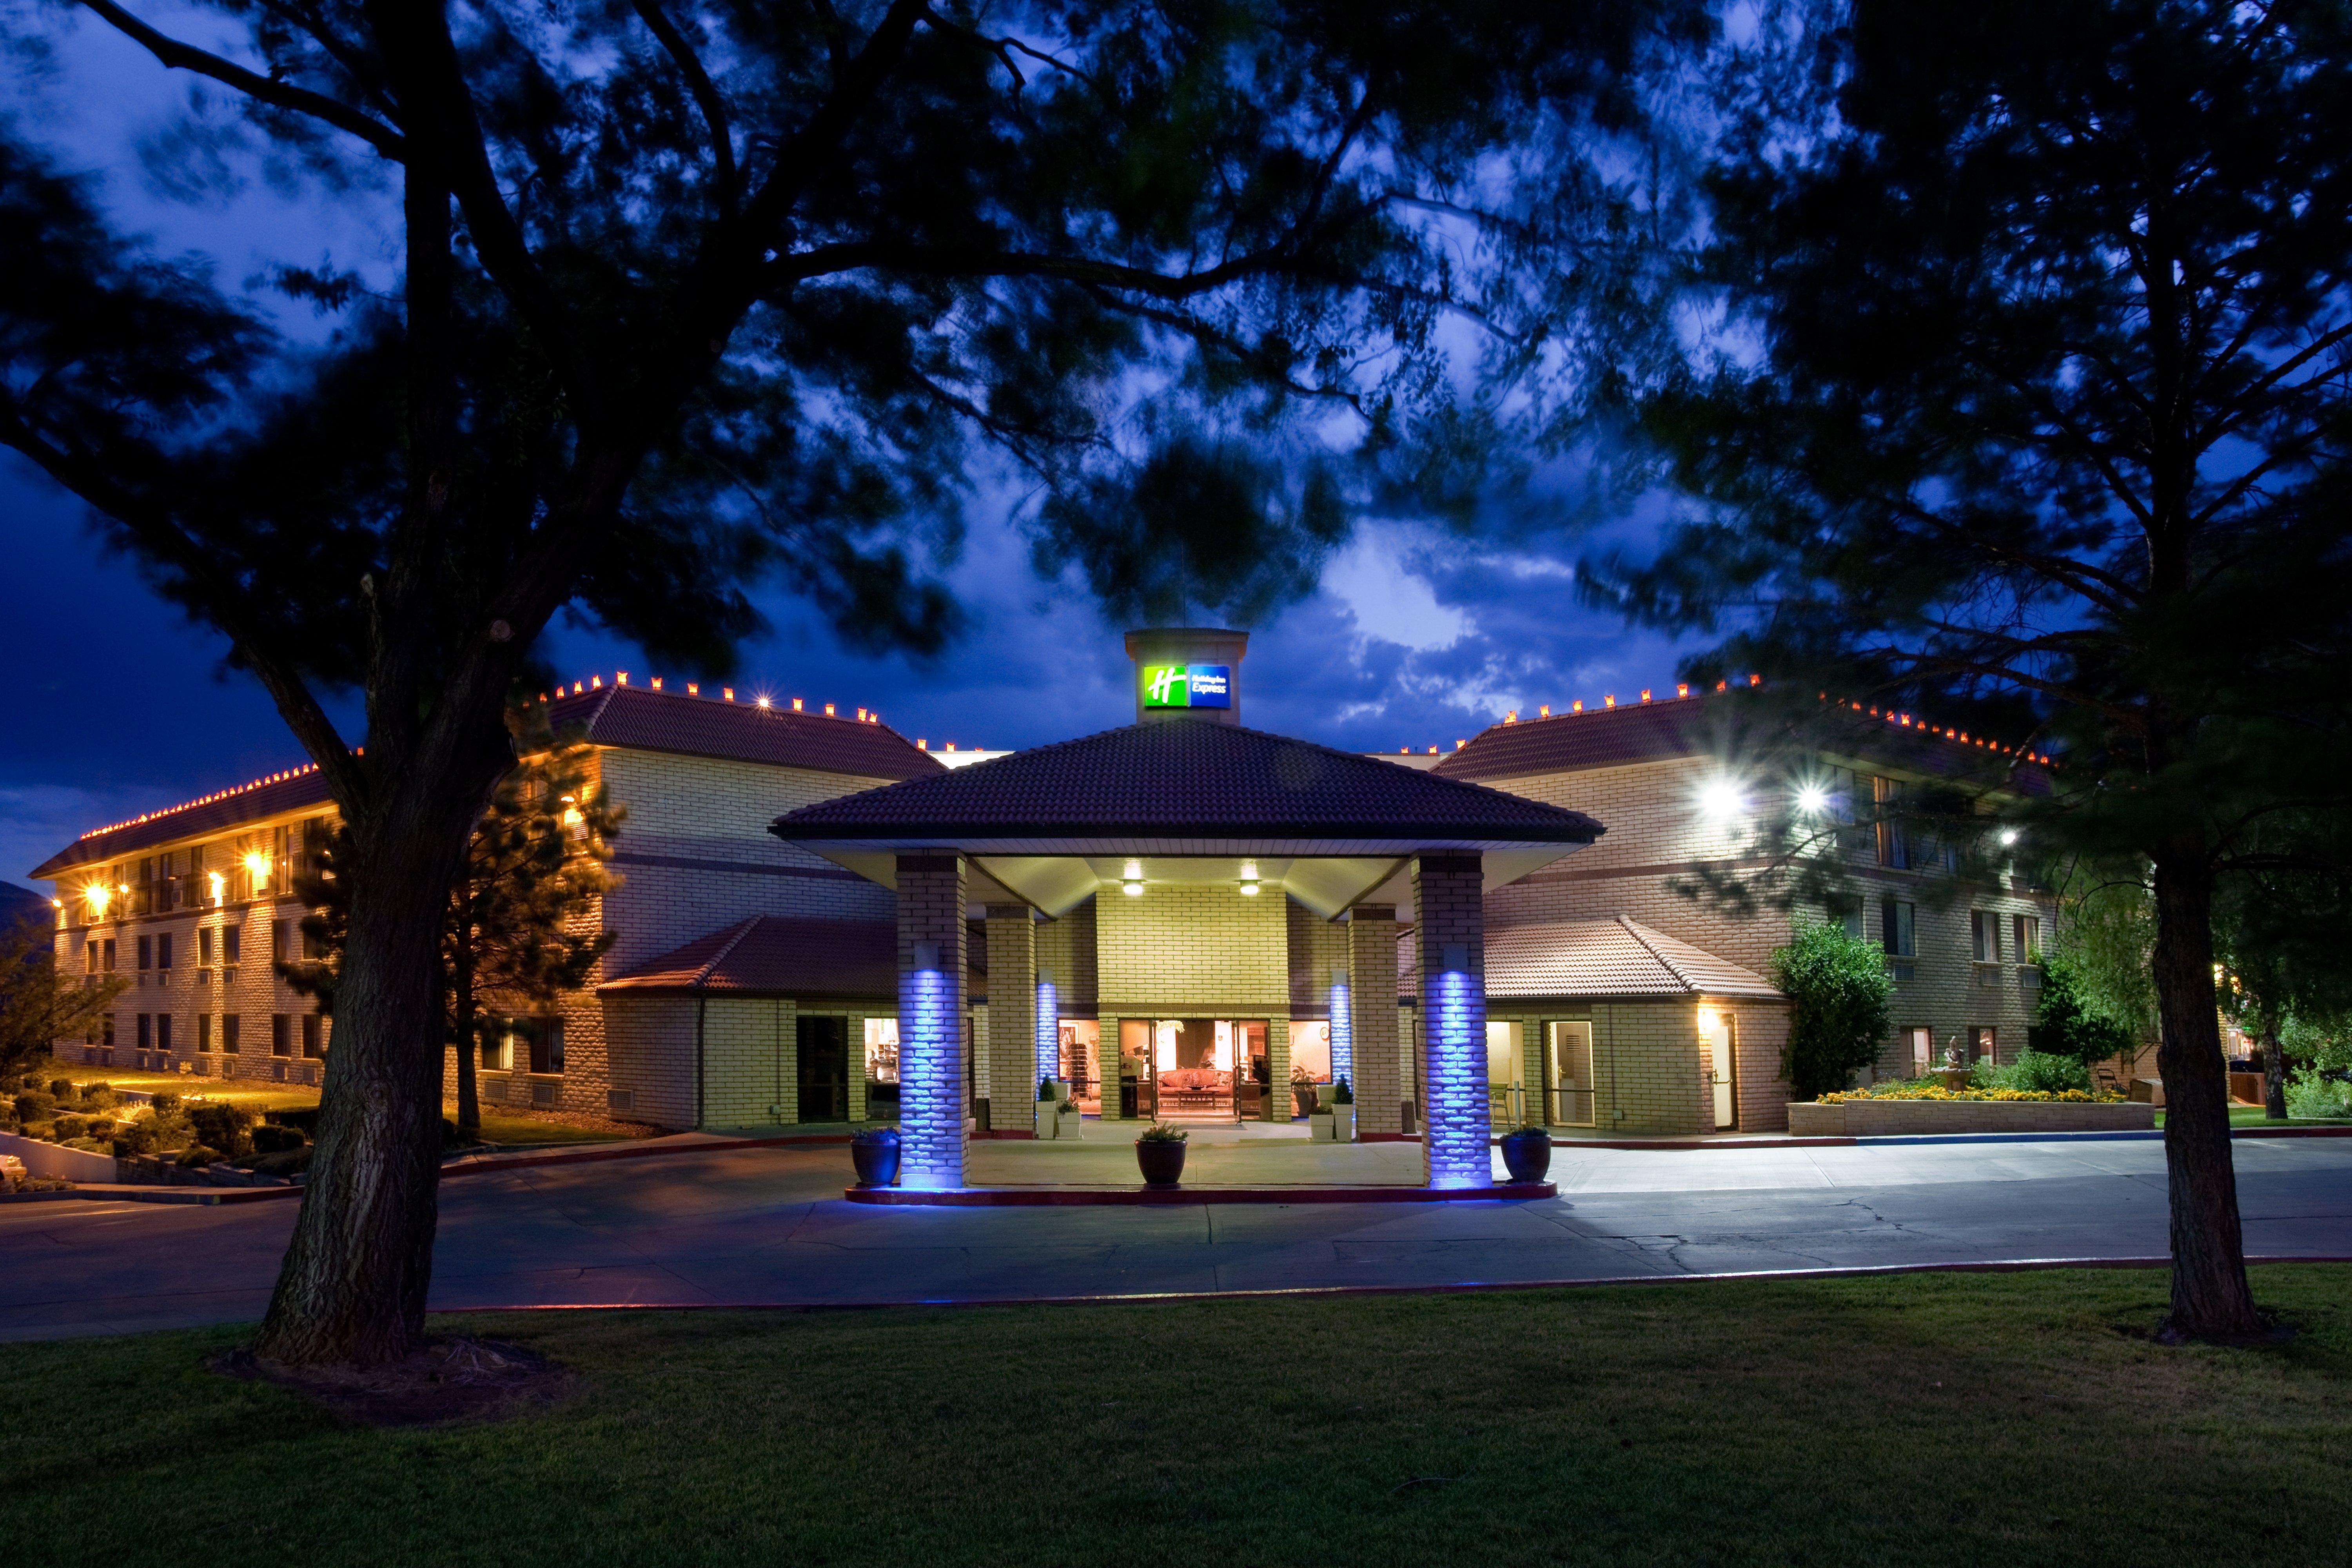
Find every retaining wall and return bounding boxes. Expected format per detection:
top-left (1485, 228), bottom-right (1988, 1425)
top-left (1788, 1100), bottom-right (2155, 1136)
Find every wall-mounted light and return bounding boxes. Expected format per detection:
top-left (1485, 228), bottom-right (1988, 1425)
top-left (1698, 778), bottom-right (1746, 820)
top-left (1998, 828), bottom-right (2020, 847)
top-left (242, 851), bottom-right (271, 884)
top-left (1238, 860), bottom-right (1261, 897)
top-left (1121, 859), bottom-right (1145, 897)
top-left (1795, 784), bottom-right (1830, 816)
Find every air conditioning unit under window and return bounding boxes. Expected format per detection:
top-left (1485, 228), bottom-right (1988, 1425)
top-left (530, 1081), bottom-right (558, 1108)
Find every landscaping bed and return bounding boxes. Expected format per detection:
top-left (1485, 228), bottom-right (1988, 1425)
top-left (1791, 1098), bottom-right (2155, 1135)
top-left (1, 1266), bottom-right (2345, 1566)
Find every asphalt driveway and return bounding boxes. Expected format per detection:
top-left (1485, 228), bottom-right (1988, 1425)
top-left (4, 1135), bottom-right (2348, 1340)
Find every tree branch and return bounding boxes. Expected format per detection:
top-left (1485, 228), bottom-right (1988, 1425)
top-left (76, 0), bottom-right (405, 160)
top-left (628, 0), bottom-right (737, 208)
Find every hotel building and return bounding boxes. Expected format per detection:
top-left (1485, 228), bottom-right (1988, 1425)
top-left (32, 630), bottom-right (2057, 1166)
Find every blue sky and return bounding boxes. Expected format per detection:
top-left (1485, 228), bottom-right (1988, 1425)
top-left (0, 6), bottom-right (1695, 891)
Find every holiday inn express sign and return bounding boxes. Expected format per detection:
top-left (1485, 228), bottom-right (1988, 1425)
top-left (1140, 663), bottom-right (1232, 710)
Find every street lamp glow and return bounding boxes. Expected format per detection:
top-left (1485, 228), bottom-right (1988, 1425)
top-left (1998, 828), bottom-right (2020, 847)
top-left (1795, 784), bottom-right (1830, 816)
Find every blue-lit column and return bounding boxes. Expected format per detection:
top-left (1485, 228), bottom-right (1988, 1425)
top-left (1413, 854), bottom-right (1487, 1187)
top-left (1327, 963), bottom-right (1354, 1096)
top-left (1035, 964), bottom-right (1060, 1093)
top-left (897, 855), bottom-right (969, 1188)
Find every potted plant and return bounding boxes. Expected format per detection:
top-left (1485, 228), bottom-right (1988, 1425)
top-left (1058, 1094), bottom-right (1083, 1140)
top-left (1329, 1076), bottom-right (1355, 1142)
top-left (1135, 1122), bottom-right (1188, 1187)
top-left (1035, 1077), bottom-right (1059, 1140)
top-left (1308, 1096), bottom-right (1335, 1141)
top-left (1498, 1122), bottom-right (1551, 1183)
top-left (849, 1126), bottom-right (902, 1187)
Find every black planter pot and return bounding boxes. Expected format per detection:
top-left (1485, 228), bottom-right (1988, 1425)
top-left (850, 1129), bottom-right (902, 1187)
top-left (1498, 1127), bottom-right (1552, 1184)
top-left (1135, 1138), bottom-right (1187, 1188)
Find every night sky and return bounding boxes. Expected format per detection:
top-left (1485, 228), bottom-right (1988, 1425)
top-left (0, 11), bottom-right (1687, 893)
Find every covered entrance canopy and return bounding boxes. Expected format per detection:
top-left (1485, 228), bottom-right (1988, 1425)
top-left (771, 717), bottom-right (1605, 1191)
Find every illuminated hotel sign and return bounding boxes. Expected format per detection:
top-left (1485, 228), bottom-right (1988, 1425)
top-left (1140, 663), bottom-right (1232, 710)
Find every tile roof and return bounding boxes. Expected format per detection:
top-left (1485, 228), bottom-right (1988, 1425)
top-left (542, 683), bottom-right (942, 784)
top-left (599, 915), bottom-right (906, 999)
top-left (770, 717), bottom-right (1604, 849)
top-left (1483, 916), bottom-right (1783, 1001)
top-left (27, 681), bottom-right (941, 880)
top-left (1434, 691), bottom-right (2053, 795)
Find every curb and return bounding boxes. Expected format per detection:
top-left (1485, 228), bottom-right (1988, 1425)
top-left (842, 1180), bottom-right (1559, 1207)
top-left (439, 1254), bottom-right (2352, 1318)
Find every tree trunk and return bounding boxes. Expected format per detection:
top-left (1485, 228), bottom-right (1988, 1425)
top-left (252, 795), bottom-right (466, 1366)
top-left (454, 894), bottom-right (479, 1135)
top-left (2261, 1021), bottom-right (2287, 1122)
top-left (2149, 851), bottom-right (2262, 1338)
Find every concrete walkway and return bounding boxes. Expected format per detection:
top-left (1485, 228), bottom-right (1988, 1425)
top-left (4, 1135), bottom-right (2349, 1341)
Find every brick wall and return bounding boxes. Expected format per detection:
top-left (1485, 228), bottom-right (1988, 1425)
top-left (1481, 753), bottom-right (2060, 1087)
top-left (1349, 909), bottom-right (1405, 1135)
top-left (985, 907), bottom-right (1038, 1128)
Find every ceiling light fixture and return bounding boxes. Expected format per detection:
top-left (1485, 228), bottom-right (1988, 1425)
top-left (1122, 859), bottom-right (1145, 897)
top-left (1238, 860), bottom-right (1261, 897)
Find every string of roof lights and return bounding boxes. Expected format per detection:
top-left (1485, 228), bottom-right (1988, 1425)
top-left (74, 668), bottom-right (988, 845)
top-left (1391, 675), bottom-right (2055, 768)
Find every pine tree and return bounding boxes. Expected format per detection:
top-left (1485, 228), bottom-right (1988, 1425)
top-left (448, 737), bottom-right (622, 1134)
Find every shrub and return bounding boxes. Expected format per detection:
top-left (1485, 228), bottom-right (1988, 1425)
top-left (250, 1123), bottom-right (305, 1154)
top-left (1137, 1122), bottom-right (1189, 1143)
top-left (47, 1079), bottom-right (71, 1099)
top-left (1771, 919), bottom-right (1895, 1100)
top-left (265, 1107), bottom-right (319, 1135)
top-left (79, 1087), bottom-right (117, 1111)
top-left (2284, 1069), bottom-right (2352, 1120)
top-left (187, 1104), bottom-right (255, 1159)
top-left (113, 1122), bottom-right (162, 1156)
top-left (84, 1118), bottom-right (116, 1138)
top-left (1330, 1076), bottom-right (1353, 1105)
top-left (1994, 1050), bottom-right (2094, 1094)
top-left (176, 1145), bottom-right (223, 1169)
top-left (62, 1137), bottom-right (109, 1153)
top-left (245, 1146), bottom-right (314, 1178)
top-left (14, 1092), bottom-right (56, 1122)
top-left (149, 1092), bottom-right (182, 1116)
top-left (51, 1115), bottom-right (87, 1142)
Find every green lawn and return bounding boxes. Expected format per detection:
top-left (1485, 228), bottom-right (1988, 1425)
top-left (4, 1266), bottom-right (2347, 1567)
top-left (464, 1111), bottom-right (642, 1148)
top-left (2154, 1105), bottom-right (2352, 1129)
top-left (51, 1067), bottom-right (323, 1114)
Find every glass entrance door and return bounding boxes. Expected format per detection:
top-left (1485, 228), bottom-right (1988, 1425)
top-left (797, 1015), bottom-right (849, 1122)
top-left (1546, 1020), bottom-right (1595, 1126)
top-left (1698, 1008), bottom-right (1736, 1130)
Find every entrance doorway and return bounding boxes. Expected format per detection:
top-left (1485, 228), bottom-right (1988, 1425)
top-left (1131, 1018), bottom-right (1268, 1121)
top-left (797, 1015), bottom-right (849, 1122)
top-left (1698, 1007), bottom-right (1737, 1130)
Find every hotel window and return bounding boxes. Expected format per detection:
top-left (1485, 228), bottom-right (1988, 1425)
top-left (1880, 900), bottom-right (1916, 981)
top-left (102, 1014), bottom-right (116, 1048)
top-left (197, 1013), bottom-right (212, 1052)
top-left (137, 935), bottom-right (152, 971)
top-left (479, 1024), bottom-right (510, 1072)
top-left (85, 940), bottom-right (97, 975)
top-left (271, 1013), bottom-right (291, 1057)
top-left (198, 928), bottom-right (215, 965)
top-left (222, 1014), bottom-right (241, 1054)
top-left (157, 933), bottom-right (173, 971)
top-left (223, 926), bottom-right (240, 965)
top-left (1873, 777), bottom-right (1909, 869)
top-left (1831, 897), bottom-right (1865, 941)
top-left (157, 1013), bottom-right (172, 1051)
top-left (103, 938), bottom-right (116, 972)
top-left (137, 1013), bottom-right (152, 1049)
top-left (1970, 1025), bottom-right (1997, 1064)
top-left (2012, 914), bottom-right (2041, 963)
top-left (303, 922), bottom-right (328, 960)
top-left (301, 1013), bottom-right (323, 1058)
top-left (1904, 1026), bottom-right (1933, 1077)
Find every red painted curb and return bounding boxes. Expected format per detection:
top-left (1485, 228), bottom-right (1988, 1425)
top-left (438, 1255), bottom-right (2352, 1318)
top-left (841, 1181), bottom-right (1559, 1206)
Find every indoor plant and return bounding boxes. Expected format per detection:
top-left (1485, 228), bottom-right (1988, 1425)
top-left (1134, 1122), bottom-right (1188, 1187)
top-left (1498, 1122), bottom-right (1551, 1183)
top-left (849, 1126), bottom-right (902, 1187)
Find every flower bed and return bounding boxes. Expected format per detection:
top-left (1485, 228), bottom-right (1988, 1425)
top-left (1820, 1084), bottom-right (2126, 1104)
top-left (1789, 1097), bottom-right (2154, 1136)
